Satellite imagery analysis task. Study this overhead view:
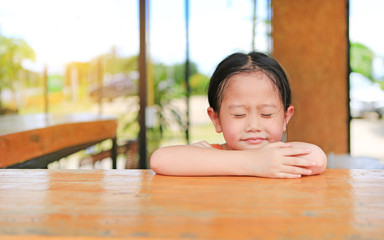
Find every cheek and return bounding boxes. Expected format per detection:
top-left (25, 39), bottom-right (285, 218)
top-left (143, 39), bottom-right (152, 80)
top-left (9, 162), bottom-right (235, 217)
top-left (220, 119), bottom-right (242, 139)
top-left (267, 118), bottom-right (286, 141)
top-left (270, 131), bottom-right (284, 142)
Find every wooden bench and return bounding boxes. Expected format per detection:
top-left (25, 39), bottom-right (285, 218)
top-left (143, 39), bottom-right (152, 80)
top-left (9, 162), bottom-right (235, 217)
top-left (0, 113), bottom-right (118, 169)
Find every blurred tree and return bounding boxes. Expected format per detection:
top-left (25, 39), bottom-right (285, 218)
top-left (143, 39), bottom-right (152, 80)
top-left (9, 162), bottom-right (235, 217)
top-left (173, 62), bottom-right (198, 94)
top-left (145, 60), bottom-right (207, 155)
top-left (350, 42), bottom-right (374, 81)
top-left (190, 72), bottom-right (209, 95)
top-left (0, 35), bottom-right (35, 113)
top-left (102, 47), bottom-right (138, 76)
top-left (146, 62), bottom-right (183, 154)
top-left (112, 55), bottom-right (207, 155)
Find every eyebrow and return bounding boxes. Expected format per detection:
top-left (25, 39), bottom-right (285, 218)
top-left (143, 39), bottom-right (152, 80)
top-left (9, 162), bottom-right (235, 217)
top-left (257, 104), bottom-right (278, 109)
top-left (228, 104), bottom-right (246, 109)
top-left (228, 104), bottom-right (278, 110)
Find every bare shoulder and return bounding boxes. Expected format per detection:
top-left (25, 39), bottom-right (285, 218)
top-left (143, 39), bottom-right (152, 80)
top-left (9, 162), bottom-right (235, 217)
top-left (289, 142), bottom-right (328, 174)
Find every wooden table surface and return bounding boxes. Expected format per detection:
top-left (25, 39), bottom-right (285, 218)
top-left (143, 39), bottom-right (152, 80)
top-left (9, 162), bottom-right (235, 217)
top-left (0, 113), bottom-right (117, 168)
top-left (0, 169), bottom-right (383, 239)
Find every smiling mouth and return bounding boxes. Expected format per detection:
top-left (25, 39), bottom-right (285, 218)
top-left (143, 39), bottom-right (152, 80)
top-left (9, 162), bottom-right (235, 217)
top-left (243, 138), bottom-right (266, 144)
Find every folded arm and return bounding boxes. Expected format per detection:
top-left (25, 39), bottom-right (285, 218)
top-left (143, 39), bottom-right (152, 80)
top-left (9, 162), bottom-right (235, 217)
top-left (150, 141), bottom-right (327, 178)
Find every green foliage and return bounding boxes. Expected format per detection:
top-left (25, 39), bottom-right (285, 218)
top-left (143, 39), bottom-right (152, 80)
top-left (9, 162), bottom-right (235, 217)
top-left (350, 42), bottom-right (374, 81)
top-left (100, 46), bottom-right (138, 76)
top-left (173, 62), bottom-right (198, 86)
top-left (190, 73), bottom-right (209, 95)
top-left (148, 62), bottom-right (186, 148)
top-left (145, 60), bottom-right (210, 155)
top-left (0, 35), bottom-right (35, 87)
top-left (48, 75), bottom-right (64, 92)
top-left (377, 80), bottom-right (384, 90)
top-left (0, 34), bottom-right (36, 110)
top-left (153, 61), bottom-right (207, 96)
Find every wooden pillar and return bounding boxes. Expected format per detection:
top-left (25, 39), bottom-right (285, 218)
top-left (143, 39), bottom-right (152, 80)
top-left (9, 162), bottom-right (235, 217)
top-left (138, 0), bottom-right (148, 169)
top-left (185, 0), bottom-right (190, 144)
top-left (272, 0), bottom-right (349, 154)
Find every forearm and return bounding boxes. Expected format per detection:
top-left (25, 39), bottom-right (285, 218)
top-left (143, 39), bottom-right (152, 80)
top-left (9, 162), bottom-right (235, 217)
top-left (150, 145), bottom-right (248, 176)
top-left (150, 142), bottom-right (324, 178)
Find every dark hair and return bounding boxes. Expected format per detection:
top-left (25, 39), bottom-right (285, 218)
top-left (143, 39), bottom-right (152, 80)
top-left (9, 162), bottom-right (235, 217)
top-left (208, 51), bottom-right (291, 113)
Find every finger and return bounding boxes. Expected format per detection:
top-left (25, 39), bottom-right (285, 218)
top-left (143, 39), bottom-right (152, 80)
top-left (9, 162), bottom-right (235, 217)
top-left (281, 147), bottom-right (311, 156)
top-left (273, 172), bottom-right (302, 179)
top-left (284, 157), bottom-right (316, 167)
top-left (281, 165), bottom-right (312, 176)
top-left (267, 141), bottom-right (292, 148)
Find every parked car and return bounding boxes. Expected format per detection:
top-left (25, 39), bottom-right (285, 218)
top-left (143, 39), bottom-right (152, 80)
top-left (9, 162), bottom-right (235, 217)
top-left (350, 72), bottom-right (384, 118)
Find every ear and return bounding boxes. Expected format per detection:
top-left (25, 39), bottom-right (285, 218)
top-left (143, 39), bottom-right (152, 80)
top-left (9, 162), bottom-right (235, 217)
top-left (283, 105), bottom-right (294, 132)
top-left (207, 107), bottom-right (222, 133)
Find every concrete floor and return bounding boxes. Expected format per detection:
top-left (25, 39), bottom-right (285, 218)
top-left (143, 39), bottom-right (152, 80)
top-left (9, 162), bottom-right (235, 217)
top-left (350, 118), bottom-right (384, 164)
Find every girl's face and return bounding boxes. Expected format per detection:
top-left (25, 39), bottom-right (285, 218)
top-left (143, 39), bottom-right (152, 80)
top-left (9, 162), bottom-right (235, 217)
top-left (208, 71), bottom-right (294, 150)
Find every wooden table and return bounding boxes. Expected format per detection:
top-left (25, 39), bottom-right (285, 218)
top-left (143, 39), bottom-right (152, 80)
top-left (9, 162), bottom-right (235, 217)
top-left (0, 169), bottom-right (383, 239)
top-left (0, 114), bottom-right (117, 169)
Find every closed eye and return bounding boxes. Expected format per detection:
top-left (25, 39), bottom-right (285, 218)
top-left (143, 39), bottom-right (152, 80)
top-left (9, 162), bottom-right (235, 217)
top-left (261, 114), bottom-right (273, 118)
top-left (233, 114), bottom-right (246, 118)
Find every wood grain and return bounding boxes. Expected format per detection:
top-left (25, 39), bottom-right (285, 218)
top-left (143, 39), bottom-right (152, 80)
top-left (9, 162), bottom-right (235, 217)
top-left (0, 169), bottom-right (383, 239)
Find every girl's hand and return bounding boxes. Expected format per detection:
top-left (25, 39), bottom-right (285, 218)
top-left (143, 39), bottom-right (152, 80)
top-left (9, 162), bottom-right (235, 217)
top-left (289, 142), bottom-right (327, 175)
top-left (246, 142), bottom-right (315, 178)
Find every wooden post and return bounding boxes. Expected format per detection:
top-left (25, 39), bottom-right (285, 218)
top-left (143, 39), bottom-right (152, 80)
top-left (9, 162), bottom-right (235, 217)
top-left (272, 0), bottom-right (349, 154)
top-left (138, 0), bottom-right (148, 169)
top-left (185, 0), bottom-right (190, 144)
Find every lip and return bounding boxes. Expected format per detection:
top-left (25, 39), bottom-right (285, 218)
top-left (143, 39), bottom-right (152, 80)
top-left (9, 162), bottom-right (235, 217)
top-left (243, 137), bottom-right (266, 144)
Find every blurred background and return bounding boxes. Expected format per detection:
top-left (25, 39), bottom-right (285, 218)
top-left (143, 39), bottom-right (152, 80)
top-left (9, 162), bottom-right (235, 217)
top-left (0, 0), bottom-right (383, 169)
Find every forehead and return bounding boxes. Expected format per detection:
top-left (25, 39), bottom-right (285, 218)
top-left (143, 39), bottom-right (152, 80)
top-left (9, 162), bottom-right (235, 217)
top-left (221, 71), bottom-right (282, 105)
top-left (225, 71), bottom-right (276, 94)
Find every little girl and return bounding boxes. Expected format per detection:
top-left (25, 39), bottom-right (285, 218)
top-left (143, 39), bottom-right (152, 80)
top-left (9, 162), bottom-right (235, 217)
top-left (150, 51), bottom-right (327, 178)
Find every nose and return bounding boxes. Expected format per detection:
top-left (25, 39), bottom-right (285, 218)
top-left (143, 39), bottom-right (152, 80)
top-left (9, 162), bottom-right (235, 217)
top-left (245, 114), bottom-right (261, 132)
